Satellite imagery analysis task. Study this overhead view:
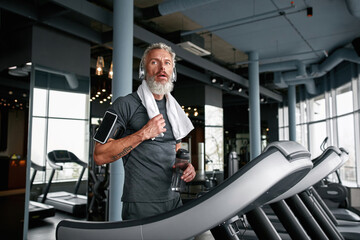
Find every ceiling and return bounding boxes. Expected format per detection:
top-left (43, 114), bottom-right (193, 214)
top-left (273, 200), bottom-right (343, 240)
top-left (1, 0), bottom-right (360, 109)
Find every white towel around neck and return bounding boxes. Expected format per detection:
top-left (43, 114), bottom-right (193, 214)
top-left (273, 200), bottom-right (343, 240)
top-left (136, 80), bottom-right (194, 140)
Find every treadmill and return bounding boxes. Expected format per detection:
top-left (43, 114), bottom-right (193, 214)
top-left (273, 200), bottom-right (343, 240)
top-left (56, 141), bottom-right (313, 240)
top-left (38, 150), bottom-right (88, 216)
top-left (264, 146), bottom-right (360, 240)
top-left (29, 162), bottom-right (55, 221)
top-left (231, 145), bottom-right (348, 240)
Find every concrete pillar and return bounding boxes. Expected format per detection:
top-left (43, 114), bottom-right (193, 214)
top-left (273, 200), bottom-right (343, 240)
top-left (288, 85), bottom-right (296, 141)
top-left (109, 0), bottom-right (133, 221)
top-left (248, 51), bottom-right (261, 159)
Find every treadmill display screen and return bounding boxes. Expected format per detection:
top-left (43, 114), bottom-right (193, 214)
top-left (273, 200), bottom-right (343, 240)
top-left (54, 150), bottom-right (71, 161)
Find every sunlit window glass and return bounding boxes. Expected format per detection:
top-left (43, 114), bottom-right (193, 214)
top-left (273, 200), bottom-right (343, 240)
top-left (309, 94), bottom-right (326, 121)
top-left (309, 121), bottom-right (327, 158)
top-left (337, 114), bottom-right (356, 186)
top-left (336, 83), bottom-right (353, 115)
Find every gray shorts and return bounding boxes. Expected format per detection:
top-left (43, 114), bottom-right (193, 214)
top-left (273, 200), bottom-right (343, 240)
top-left (122, 195), bottom-right (183, 220)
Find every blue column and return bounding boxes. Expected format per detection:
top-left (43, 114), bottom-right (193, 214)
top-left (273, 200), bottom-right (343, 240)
top-left (248, 51), bottom-right (261, 159)
top-left (110, 0), bottom-right (133, 221)
top-left (288, 85), bottom-right (296, 141)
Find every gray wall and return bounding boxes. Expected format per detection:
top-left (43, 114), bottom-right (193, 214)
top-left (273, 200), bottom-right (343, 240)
top-left (32, 25), bottom-right (90, 77)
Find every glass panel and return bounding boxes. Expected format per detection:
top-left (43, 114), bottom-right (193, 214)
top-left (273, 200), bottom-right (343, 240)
top-left (336, 83), bottom-right (353, 115)
top-left (329, 95), bottom-right (333, 117)
top-left (32, 88), bottom-right (48, 117)
top-left (30, 117), bottom-right (47, 183)
top-left (303, 101), bottom-right (307, 123)
top-left (49, 90), bottom-right (89, 119)
top-left (205, 105), bottom-right (223, 171)
top-left (309, 94), bottom-right (326, 121)
top-left (279, 127), bottom-right (284, 140)
top-left (283, 126), bottom-right (289, 140)
top-left (278, 106), bottom-right (284, 127)
top-left (283, 105), bottom-right (289, 127)
top-left (337, 114), bottom-right (356, 186)
top-left (309, 121), bottom-right (327, 158)
top-left (30, 71), bottom-right (90, 184)
top-left (302, 124), bottom-right (308, 149)
top-left (296, 103), bottom-right (301, 124)
top-left (296, 125), bottom-right (302, 144)
top-left (47, 118), bottom-right (89, 163)
top-left (205, 127), bottom-right (223, 171)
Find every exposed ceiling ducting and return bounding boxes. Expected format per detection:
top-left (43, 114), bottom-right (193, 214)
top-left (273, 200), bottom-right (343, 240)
top-left (346, 0), bottom-right (360, 18)
top-left (260, 48), bottom-right (360, 95)
top-left (135, 0), bottom-right (220, 20)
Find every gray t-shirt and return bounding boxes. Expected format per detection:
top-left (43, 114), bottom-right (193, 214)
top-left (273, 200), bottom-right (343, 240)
top-left (108, 92), bottom-right (179, 202)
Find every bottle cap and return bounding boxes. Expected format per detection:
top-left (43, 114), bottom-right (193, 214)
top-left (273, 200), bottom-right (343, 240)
top-left (176, 148), bottom-right (190, 160)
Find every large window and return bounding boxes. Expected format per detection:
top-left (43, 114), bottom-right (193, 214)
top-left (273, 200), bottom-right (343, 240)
top-left (336, 83), bottom-right (356, 185)
top-left (205, 105), bottom-right (224, 171)
top-left (309, 121), bottom-right (327, 158)
top-left (278, 78), bottom-right (359, 186)
top-left (30, 70), bottom-right (90, 183)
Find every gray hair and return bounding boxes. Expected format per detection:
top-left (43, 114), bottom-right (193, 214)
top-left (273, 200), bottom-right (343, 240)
top-left (140, 42), bottom-right (176, 69)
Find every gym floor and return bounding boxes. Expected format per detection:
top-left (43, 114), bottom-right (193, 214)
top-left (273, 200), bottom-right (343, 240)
top-left (27, 211), bottom-right (215, 240)
top-left (28, 211), bottom-right (85, 240)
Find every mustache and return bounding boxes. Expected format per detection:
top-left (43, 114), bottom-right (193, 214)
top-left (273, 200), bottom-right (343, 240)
top-left (156, 71), bottom-right (170, 78)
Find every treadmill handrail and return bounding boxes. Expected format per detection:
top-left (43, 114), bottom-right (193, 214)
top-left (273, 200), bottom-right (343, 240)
top-left (47, 154), bottom-right (63, 170)
top-left (268, 146), bottom-right (345, 204)
top-left (264, 141), bottom-right (312, 160)
top-left (30, 162), bottom-right (46, 189)
top-left (47, 150), bottom-right (88, 170)
top-left (312, 146), bottom-right (342, 165)
top-left (31, 162), bottom-right (46, 172)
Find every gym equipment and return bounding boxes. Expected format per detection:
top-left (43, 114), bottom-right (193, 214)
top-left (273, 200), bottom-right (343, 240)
top-left (56, 141), bottom-right (313, 240)
top-left (269, 146), bottom-right (360, 240)
top-left (313, 138), bottom-right (359, 221)
top-left (237, 145), bottom-right (348, 240)
top-left (269, 146), bottom-right (347, 204)
top-left (29, 162), bottom-right (55, 221)
top-left (225, 148), bottom-right (239, 179)
top-left (314, 168), bottom-right (360, 222)
top-left (38, 150), bottom-right (88, 216)
top-left (87, 164), bottom-right (109, 221)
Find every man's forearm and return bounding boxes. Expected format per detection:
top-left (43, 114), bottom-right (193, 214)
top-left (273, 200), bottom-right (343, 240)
top-left (93, 130), bottom-right (145, 165)
top-left (112, 146), bottom-right (133, 161)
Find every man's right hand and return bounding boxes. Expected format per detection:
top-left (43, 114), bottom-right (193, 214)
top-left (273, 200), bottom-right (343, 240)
top-left (94, 114), bottom-right (166, 165)
top-left (141, 113), bottom-right (167, 140)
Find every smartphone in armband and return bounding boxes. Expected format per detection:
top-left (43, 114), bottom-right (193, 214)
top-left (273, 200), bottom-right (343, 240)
top-left (93, 111), bottom-right (118, 144)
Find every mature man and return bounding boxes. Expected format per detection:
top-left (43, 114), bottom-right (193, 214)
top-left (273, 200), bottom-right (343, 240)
top-left (93, 42), bottom-right (195, 220)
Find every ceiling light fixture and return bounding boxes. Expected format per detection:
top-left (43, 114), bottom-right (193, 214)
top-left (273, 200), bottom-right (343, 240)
top-left (96, 56), bottom-right (105, 76)
top-left (229, 83), bottom-right (235, 91)
top-left (108, 61), bottom-right (113, 79)
top-left (219, 80), bottom-right (224, 87)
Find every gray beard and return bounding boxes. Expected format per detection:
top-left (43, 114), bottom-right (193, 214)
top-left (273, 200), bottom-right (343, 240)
top-left (146, 75), bottom-right (174, 95)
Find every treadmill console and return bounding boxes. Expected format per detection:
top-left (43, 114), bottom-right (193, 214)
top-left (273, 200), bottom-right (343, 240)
top-left (54, 150), bottom-right (71, 161)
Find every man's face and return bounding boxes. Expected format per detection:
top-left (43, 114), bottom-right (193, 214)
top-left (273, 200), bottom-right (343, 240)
top-left (145, 49), bottom-right (174, 84)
